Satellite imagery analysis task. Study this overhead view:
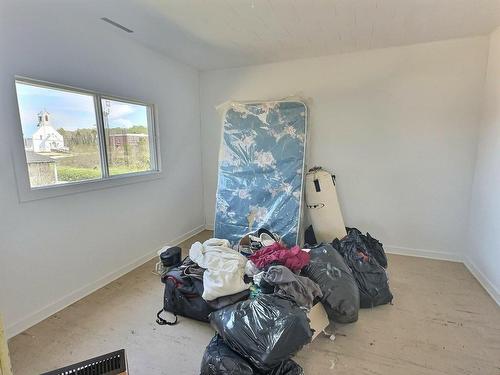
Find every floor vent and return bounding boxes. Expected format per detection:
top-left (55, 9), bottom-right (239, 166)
top-left (40, 349), bottom-right (127, 375)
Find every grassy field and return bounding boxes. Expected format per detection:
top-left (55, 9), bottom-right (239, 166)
top-left (57, 165), bottom-right (150, 182)
top-left (51, 141), bottom-right (151, 182)
top-left (57, 166), bottom-right (101, 181)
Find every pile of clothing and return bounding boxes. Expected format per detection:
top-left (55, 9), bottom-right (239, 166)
top-left (156, 226), bottom-right (392, 374)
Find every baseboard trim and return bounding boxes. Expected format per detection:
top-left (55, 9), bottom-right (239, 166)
top-left (205, 223), bottom-right (214, 231)
top-left (385, 245), bottom-right (462, 262)
top-left (463, 256), bottom-right (500, 306)
top-left (156, 224), bottom-right (207, 253)
top-left (5, 224), bottom-right (206, 339)
top-left (384, 246), bottom-right (498, 306)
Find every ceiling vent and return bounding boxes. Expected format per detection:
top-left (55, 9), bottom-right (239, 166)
top-left (101, 17), bottom-right (134, 33)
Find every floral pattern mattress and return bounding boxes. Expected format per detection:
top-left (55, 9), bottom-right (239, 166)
top-left (214, 100), bottom-right (307, 246)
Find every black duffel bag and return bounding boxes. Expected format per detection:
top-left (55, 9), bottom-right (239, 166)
top-left (156, 258), bottom-right (212, 325)
top-left (301, 244), bottom-right (359, 323)
top-left (156, 257), bottom-right (249, 325)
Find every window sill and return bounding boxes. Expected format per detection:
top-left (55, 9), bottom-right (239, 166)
top-left (16, 169), bottom-right (163, 202)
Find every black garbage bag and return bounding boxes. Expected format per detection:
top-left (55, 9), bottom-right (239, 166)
top-left (333, 231), bottom-right (393, 308)
top-left (346, 227), bottom-right (388, 268)
top-left (266, 360), bottom-right (304, 375)
top-left (200, 335), bottom-right (255, 375)
top-left (200, 335), bottom-right (304, 375)
top-left (304, 225), bottom-right (318, 247)
top-left (301, 244), bottom-right (359, 323)
top-left (209, 294), bottom-right (312, 371)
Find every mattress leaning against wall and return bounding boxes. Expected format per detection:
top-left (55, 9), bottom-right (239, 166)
top-left (214, 100), bottom-right (308, 247)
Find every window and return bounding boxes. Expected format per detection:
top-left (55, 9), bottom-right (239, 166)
top-left (15, 78), bottom-right (159, 190)
top-left (102, 99), bottom-right (153, 176)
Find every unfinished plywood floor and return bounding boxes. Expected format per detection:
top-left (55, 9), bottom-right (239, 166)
top-left (9, 230), bottom-right (500, 375)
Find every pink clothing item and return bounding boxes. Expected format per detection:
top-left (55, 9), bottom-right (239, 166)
top-left (249, 242), bottom-right (310, 271)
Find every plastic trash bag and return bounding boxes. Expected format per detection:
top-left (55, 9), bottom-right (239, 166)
top-left (200, 335), bottom-right (304, 375)
top-left (200, 335), bottom-right (254, 375)
top-left (266, 359), bottom-right (304, 375)
top-left (333, 230), bottom-right (393, 308)
top-left (346, 227), bottom-right (388, 268)
top-left (304, 225), bottom-right (388, 269)
top-left (301, 244), bottom-right (360, 323)
top-left (209, 294), bottom-right (312, 371)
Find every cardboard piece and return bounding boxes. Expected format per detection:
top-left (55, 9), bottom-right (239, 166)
top-left (308, 302), bottom-right (330, 341)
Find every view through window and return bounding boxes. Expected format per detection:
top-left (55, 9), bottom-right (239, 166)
top-left (15, 79), bottom-right (157, 188)
top-left (102, 99), bottom-right (152, 176)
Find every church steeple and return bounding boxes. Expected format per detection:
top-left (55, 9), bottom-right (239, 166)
top-left (37, 110), bottom-right (50, 128)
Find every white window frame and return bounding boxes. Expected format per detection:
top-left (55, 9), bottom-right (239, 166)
top-left (12, 76), bottom-right (162, 202)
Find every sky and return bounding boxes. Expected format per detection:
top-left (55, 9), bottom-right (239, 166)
top-left (16, 82), bottom-right (148, 137)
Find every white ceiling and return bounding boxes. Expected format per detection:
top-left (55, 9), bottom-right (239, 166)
top-left (7, 0), bottom-right (500, 70)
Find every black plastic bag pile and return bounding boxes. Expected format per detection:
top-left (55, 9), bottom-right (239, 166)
top-left (201, 335), bottom-right (303, 375)
top-left (301, 243), bottom-right (360, 323)
top-left (207, 294), bottom-right (312, 372)
top-left (332, 227), bottom-right (393, 308)
top-left (157, 253), bottom-right (311, 374)
top-left (158, 226), bottom-right (392, 374)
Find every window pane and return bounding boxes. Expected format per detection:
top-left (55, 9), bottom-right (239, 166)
top-left (16, 82), bottom-right (102, 187)
top-left (102, 99), bottom-right (152, 176)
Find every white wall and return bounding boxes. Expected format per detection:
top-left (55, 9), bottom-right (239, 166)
top-left (0, 2), bottom-right (496, 339)
top-left (200, 37), bottom-right (489, 260)
top-left (0, 4), bottom-right (205, 337)
top-left (466, 28), bottom-right (500, 304)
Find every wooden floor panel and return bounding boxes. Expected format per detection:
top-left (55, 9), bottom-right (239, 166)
top-left (8, 231), bottom-right (500, 375)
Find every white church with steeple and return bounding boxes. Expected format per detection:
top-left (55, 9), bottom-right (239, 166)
top-left (32, 110), bottom-right (66, 152)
